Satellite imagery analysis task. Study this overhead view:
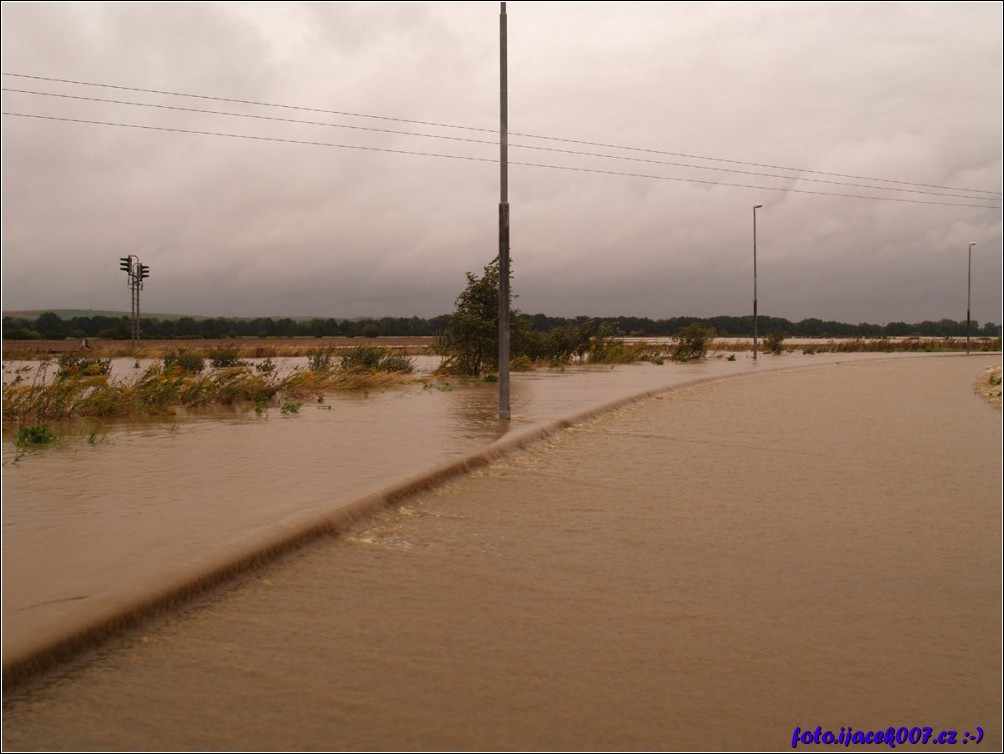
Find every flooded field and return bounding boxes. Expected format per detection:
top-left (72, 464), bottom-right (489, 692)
top-left (2, 353), bottom-right (1000, 750)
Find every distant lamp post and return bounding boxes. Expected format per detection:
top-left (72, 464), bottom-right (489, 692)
top-left (753, 204), bottom-right (764, 360)
top-left (967, 242), bottom-right (975, 354)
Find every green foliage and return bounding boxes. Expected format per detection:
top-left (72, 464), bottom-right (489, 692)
top-left (361, 323), bottom-right (381, 338)
top-left (208, 345), bottom-right (246, 368)
top-left (307, 347), bottom-right (335, 370)
top-left (340, 345), bottom-right (414, 373)
top-left (4, 309), bottom-right (1000, 341)
top-left (339, 345), bottom-right (382, 370)
top-left (438, 256), bottom-right (513, 377)
top-left (57, 353), bottom-right (111, 378)
top-left (163, 349), bottom-right (205, 373)
top-left (514, 317), bottom-right (595, 364)
top-left (16, 424), bottom-right (57, 447)
top-left (256, 357), bottom-right (276, 374)
top-left (280, 401), bottom-right (301, 415)
top-left (764, 331), bottom-right (786, 355)
top-left (2, 350), bottom-right (416, 430)
top-left (588, 325), bottom-right (661, 365)
top-left (377, 354), bottom-right (414, 373)
top-left (671, 324), bottom-right (715, 362)
top-left (509, 355), bottom-right (534, 372)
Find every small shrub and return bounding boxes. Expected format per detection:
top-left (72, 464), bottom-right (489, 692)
top-left (16, 424), bottom-right (57, 447)
top-left (341, 346), bottom-right (414, 373)
top-left (163, 349), bottom-right (205, 374)
top-left (256, 358), bottom-right (276, 374)
top-left (57, 353), bottom-right (111, 378)
top-left (340, 345), bottom-right (383, 371)
top-left (208, 345), bottom-right (246, 368)
top-left (510, 355), bottom-right (534, 372)
top-left (307, 347), bottom-right (335, 371)
top-left (671, 324), bottom-right (714, 362)
top-left (280, 401), bottom-right (301, 415)
top-left (377, 354), bottom-right (414, 373)
top-left (764, 331), bottom-right (786, 355)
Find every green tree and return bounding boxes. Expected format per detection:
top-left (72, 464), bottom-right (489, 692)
top-left (35, 311), bottom-right (66, 339)
top-left (764, 330), bottom-right (786, 355)
top-left (671, 323), bottom-right (714, 362)
top-left (439, 256), bottom-right (514, 376)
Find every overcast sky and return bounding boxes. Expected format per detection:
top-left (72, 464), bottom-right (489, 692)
top-left (2, 1), bottom-right (1001, 324)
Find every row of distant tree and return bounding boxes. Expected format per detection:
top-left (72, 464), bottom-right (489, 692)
top-left (2, 310), bottom-right (999, 342)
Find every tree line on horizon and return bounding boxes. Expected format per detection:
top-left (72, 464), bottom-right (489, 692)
top-left (3, 310), bottom-right (999, 342)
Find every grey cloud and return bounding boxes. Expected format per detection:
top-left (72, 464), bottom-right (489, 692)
top-left (2, 2), bottom-right (1000, 325)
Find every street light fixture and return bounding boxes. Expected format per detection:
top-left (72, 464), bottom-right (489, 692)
top-left (967, 242), bottom-right (975, 354)
top-left (753, 204), bottom-right (763, 360)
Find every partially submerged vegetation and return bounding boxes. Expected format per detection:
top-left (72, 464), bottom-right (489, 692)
top-left (2, 347), bottom-right (414, 433)
top-left (434, 258), bottom-right (717, 376)
top-left (975, 365), bottom-right (1002, 409)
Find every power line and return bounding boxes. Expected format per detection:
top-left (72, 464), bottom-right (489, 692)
top-left (4, 111), bottom-right (1000, 210)
top-left (3, 86), bottom-right (993, 203)
top-left (3, 71), bottom-right (999, 198)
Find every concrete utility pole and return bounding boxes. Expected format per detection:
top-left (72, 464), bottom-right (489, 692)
top-left (967, 242), bottom-right (974, 354)
top-left (498, 1), bottom-right (511, 419)
top-left (752, 204), bottom-right (763, 360)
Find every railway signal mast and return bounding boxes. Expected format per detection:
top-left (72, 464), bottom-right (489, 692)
top-left (118, 255), bottom-right (150, 344)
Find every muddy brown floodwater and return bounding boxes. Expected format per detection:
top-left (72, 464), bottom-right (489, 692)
top-left (2, 354), bottom-right (1000, 750)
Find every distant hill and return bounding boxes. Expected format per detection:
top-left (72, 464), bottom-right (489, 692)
top-left (3, 309), bottom-right (212, 321)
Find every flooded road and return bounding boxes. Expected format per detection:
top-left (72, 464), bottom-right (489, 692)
top-left (4, 353), bottom-right (776, 668)
top-left (2, 353), bottom-right (1000, 750)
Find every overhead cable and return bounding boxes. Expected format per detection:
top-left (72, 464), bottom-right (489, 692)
top-left (3, 71), bottom-right (998, 198)
top-left (4, 111), bottom-right (999, 210)
top-left (2, 86), bottom-right (993, 202)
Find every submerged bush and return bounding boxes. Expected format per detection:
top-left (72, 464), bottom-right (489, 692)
top-left (307, 347), bottom-right (335, 371)
top-left (341, 345), bottom-right (413, 373)
top-left (671, 324), bottom-right (714, 362)
top-left (163, 349), bottom-right (205, 374)
top-left (16, 424), bottom-right (57, 447)
top-left (764, 331), bottom-right (786, 355)
top-left (340, 345), bottom-right (383, 371)
top-left (208, 345), bottom-right (246, 368)
top-left (57, 353), bottom-right (111, 378)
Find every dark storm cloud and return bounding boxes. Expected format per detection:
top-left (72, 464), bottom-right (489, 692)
top-left (2, 2), bottom-right (1001, 324)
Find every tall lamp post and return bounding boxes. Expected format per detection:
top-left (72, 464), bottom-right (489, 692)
top-left (752, 204), bottom-right (763, 360)
top-left (498, 1), bottom-right (511, 419)
top-left (966, 242), bottom-right (975, 354)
